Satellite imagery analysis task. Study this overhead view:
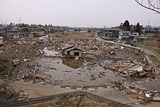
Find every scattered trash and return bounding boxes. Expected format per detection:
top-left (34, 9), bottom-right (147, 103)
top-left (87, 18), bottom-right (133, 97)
top-left (0, 31), bottom-right (159, 105)
top-left (0, 83), bottom-right (27, 103)
top-left (104, 58), bottom-right (154, 79)
top-left (112, 81), bottom-right (160, 103)
top-left (145, 93), bottom-right (151, 98)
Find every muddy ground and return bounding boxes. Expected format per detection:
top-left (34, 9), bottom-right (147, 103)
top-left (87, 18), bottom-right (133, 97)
top-left (17, 33), bottom-right (145, 88)
top-left (0, 32), bottom-right (160, 106)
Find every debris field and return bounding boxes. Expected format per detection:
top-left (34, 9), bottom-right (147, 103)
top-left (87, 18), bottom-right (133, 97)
top-left (0, 32), bottom-right (158, 104)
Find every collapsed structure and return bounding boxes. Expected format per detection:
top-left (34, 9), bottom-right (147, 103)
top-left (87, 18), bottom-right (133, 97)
top-left (62, 45), bottom-right (82, 58)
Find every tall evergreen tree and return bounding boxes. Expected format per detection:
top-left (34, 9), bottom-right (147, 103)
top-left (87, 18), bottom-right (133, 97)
top-left (135, 23), bottom-right (141, 33)
top-left (123, 20), bottom-right (130, 31)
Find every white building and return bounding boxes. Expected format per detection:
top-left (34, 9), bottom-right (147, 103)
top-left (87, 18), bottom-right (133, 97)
top-left (119, 31), bottom-right (131, 40)
top-left (0, 37), bottom-right (3, 46)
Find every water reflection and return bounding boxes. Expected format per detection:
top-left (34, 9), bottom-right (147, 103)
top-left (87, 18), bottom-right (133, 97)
top-left (62, 58), bottom-right (80, 69)
top-left (35, 57), bottom-right (125, 87)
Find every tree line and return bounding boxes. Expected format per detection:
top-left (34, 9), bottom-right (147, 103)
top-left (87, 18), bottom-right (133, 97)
top-left (120, 20), bottom-right (142, 34)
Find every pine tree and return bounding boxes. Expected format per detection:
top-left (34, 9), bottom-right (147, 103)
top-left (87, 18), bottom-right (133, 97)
top-left (135, 23), bottom-right (141, 33)
top-left (123, 20), bottom-right (130, 31)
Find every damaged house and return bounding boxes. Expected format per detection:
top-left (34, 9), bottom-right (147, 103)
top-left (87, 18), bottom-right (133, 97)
top-left (101, 28), bottom-right (122, 40)
top-left (6, 29), bottom-right (22, 39)
top-left (62, 45), bottom-right (82, 57)
top-left (28, 27), bottom-right (45, 37)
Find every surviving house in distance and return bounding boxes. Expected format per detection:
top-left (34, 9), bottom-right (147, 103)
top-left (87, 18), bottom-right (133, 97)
top-left (101, 28), bottom-right (122, 39)
top-left (0, 36), bottom-right (3, 46)
top-left (62, 45), bottom-right (82, 57)
top-left (119, 31), bottom-right (131, 40)
top-left (6, 29), bottom-right (22, 39)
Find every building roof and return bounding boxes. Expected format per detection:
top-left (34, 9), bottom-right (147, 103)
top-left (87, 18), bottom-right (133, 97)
top-left (106, 28), bottom-right (122, 31)
top-left (7, 29), bottom-right (20, 32)
top-left (63, 44), bottom-right (74, 49)
top-left (119, 31), bottom-right (131, 33)
top-left (67, 46), bottom-right (82, 51)
top-left (63, 44), bottom-right (82, 51)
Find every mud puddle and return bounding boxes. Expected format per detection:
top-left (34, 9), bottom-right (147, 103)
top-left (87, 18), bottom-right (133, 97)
top-left (36, 57), bottom-right (125, 88)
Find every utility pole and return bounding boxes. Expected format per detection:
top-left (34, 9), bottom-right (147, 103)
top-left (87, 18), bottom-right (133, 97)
top-left (143, 30), bottom-right (146, 49)
top-left (19, 18), bottom-right (21, 24)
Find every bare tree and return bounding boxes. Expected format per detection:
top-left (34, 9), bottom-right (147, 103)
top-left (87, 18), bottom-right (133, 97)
top-left (135, 0), bottom-right (160, 14)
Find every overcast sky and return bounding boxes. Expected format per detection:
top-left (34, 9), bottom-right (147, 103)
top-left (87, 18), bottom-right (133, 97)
top-left (0, 0), bottom-right (160, 27)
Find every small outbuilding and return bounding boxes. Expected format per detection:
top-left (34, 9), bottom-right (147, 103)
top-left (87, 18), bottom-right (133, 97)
top-left (62, 45), bottom-right (82, 57)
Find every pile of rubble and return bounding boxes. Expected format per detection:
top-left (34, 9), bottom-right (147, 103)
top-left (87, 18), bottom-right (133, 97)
top-left (1, 38), bottom-right (47, 60)
top-left (0, 38), bottom-right (49, 79)
top-left (104, 58), bottom-right (154, 78)
top-left (112, 81), bottom-right (160, 103)
top-left (12, 59), bottom-right (30, 66)
top-left (46, 38), bottom-right (107, 60)
top-left (21, 62), bottom-right (46, 82)
top-left (0, 83), bottom-right (28, 103)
